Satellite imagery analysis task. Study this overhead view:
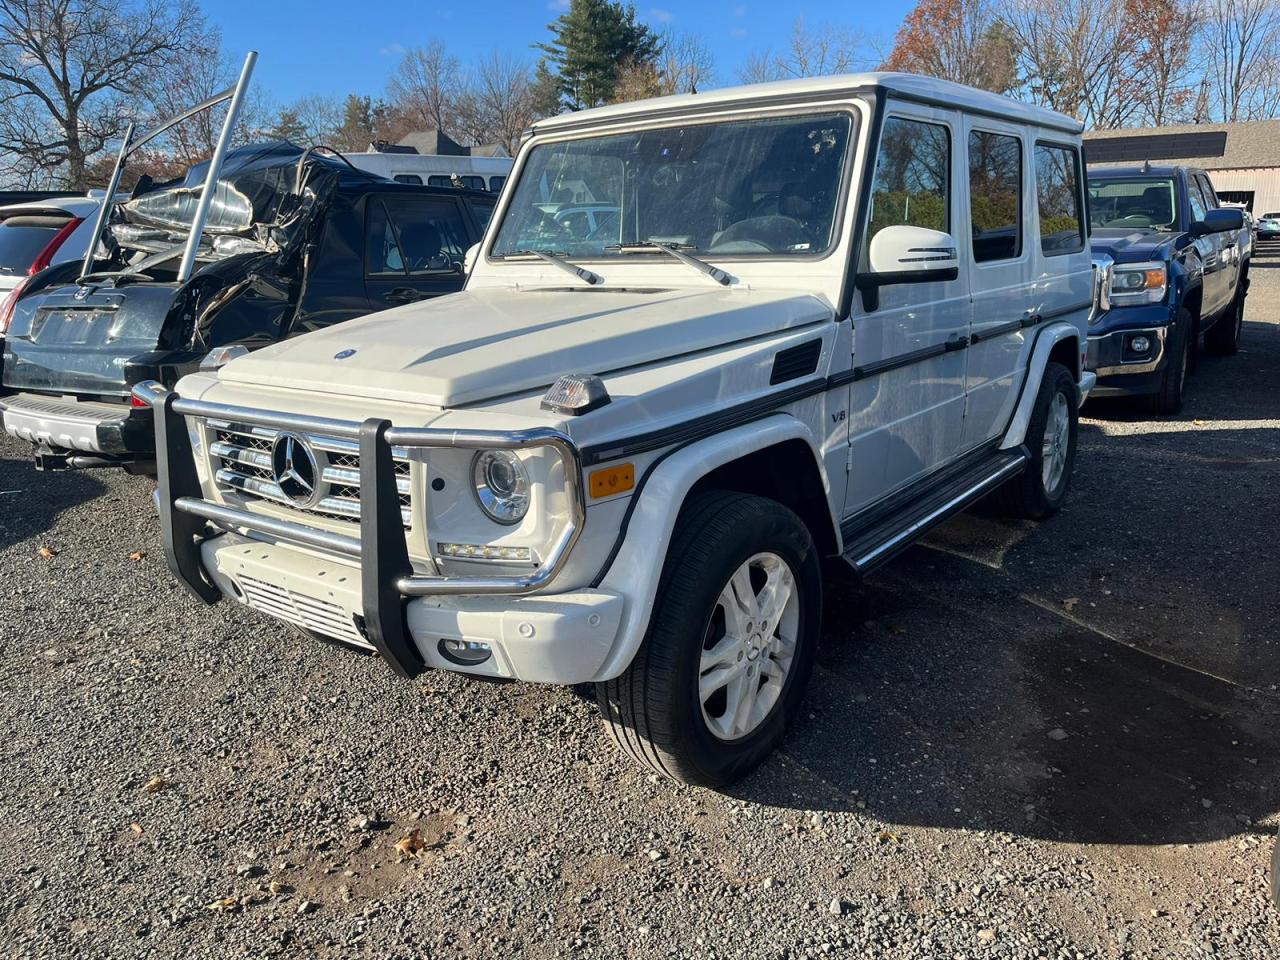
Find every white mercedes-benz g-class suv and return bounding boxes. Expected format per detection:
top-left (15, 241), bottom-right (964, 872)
top-left (137, 73), bottom-right (1101, 787)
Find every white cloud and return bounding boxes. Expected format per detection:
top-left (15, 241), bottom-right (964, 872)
top-left (548, 0), bottom-right (570, 10)
top-left (649, 7), bottom-right (673, 21)
top-left (379, 42), bottom-right (407, 57)
top-left (730, 26), bottom-right (747, 38)
top-left (733, 4), bottom-right (747, 15)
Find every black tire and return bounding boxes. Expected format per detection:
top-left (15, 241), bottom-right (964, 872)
top-left (995, 361), bottom-right (1078, 520)
top-left (595, 491), bottom-right (821, 788)
top-left (1205, 285), bottom-right (1245, 356)
top-left (1143, 310), bottom-right (1192, 415)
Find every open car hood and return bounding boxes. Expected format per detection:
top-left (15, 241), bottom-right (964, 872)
top-left (217, 286), bottom-right (833, 408)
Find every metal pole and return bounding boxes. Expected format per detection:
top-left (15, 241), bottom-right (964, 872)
top-left (78, 122), bottom-right (134, 280)
top-left (176, 50), bottom-right (257, 282)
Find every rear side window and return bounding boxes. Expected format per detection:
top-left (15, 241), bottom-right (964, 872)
top-left (0, 215), bottom-right (69, 272)
top-left (365, 198), bottom-right (469, 276)
top-left (1034, 143), bottom-right (1084, 254)
top-left (868, 116), bottom-right (950, 240)
top-left (393, 174), bottom-right (423, 185)
top-left (427, 175), bottom-right (451, 188)
top-left (968, 130), bottom-right (1022, 262)
top-left (489, 176), bottom-right (507, 192)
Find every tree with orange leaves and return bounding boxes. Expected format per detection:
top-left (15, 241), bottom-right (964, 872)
top-left (882, 0), bottom-right (1018, 94)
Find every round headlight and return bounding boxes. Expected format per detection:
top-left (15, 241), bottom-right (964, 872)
top-left (472, 450), bottom-right (530, 524)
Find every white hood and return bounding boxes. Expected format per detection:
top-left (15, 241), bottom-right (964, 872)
top-left (220, 285), bottom-right (834, 408)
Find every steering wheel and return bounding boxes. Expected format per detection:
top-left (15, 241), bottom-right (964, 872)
top-left (525, 209), bottom-right (575, 244)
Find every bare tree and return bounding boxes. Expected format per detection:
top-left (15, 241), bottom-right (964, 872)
top-left (1202, 0), bottom-right (1280, 121)
top-left (1004, 0), bottom-right (1140, 128)
top-left (739, 18), bottom-right (869, 83)
top-left (143, 34), bottom-right (270, 170)
top-left (387, 41), bottom-right (460, 138)
top-left (289, 94), bottom-right (344, 146)
top-left (454, 54), bottom-right (541, 154)
top-left (0, 0), bottom-right (207, 188)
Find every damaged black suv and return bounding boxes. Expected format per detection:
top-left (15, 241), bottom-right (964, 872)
top-left (0, 142), bottom-right (494, 473)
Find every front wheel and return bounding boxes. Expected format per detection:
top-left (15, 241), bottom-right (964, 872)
top-left (1144, 310), bottom-right (1192, 415)
top-left (1205, 287), bottom-right (1245, 355)
top-left (995, 361), bottom-right (1078, 520)
top-left (596, 492), bottom-right (821, 787)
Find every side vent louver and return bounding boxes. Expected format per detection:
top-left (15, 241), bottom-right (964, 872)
top-left (769, 339), bottom-right (822, 385)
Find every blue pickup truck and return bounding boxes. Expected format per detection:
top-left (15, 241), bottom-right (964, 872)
top-left (1087, 165), bottom-right (1249, 414)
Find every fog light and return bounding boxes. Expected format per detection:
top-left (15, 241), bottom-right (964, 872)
top-left (438, 638), bottom-right (492, 666)
top-left (1129, 335), bottom-right (1151, 354)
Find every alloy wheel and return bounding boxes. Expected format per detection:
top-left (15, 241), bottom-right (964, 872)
top-left (698, 552), bottom-right (800, 741)
top-left (1041, 391), bottom-right (1071, 494)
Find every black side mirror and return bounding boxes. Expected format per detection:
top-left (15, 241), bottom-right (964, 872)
top-left (1193, 207), bottom-right (1244, 236)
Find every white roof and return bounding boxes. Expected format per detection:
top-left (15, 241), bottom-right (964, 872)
top-left (0, 195), bottom-right (101, 218)
top-left (532, 72), bottom-right (1083, 136)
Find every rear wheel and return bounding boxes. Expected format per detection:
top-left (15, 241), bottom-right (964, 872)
top-left (996, 361), bottom-right (1077, 520)
top-left (1143, 310), bottom-right (1192, 415)
top-left (596, 492), bottom-right (821, 787)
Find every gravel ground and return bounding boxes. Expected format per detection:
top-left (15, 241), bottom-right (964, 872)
top-left (2, 259), bottom-right (1279, 960)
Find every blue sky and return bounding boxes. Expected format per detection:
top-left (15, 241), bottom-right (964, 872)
top-left (204, 0), bottom-right (913, 105)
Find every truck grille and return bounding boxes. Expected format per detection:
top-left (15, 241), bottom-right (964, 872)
top-left (207, 419), bottom-right (412, 528)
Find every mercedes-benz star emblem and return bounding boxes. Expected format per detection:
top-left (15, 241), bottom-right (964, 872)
top-left (271, 433), bottom-right (320, 506)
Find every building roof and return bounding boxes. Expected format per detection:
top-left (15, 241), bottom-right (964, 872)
top-left (531, 72), bottom-right (1084, 136)
top-left (1084, 120), bottom-right (1280, 171)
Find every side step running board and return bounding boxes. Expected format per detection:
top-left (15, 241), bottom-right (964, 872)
top-left (842, 449), bottom-right (1028, 575)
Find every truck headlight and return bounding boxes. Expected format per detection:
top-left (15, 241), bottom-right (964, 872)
top-left (1109, 261), bottom-right (1166, 306)
top-left (472, 450), bottom-right (530, 524)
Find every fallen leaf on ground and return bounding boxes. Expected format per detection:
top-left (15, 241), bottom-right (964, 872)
top-left (129, 823), bottom-right (144, 836)
top-left (1062, 597), bottom-right (1079, 611)
top-left (128, 550), bottom-right (146, 561)
top-left (37, 546), bottom-right (56, 559)
top-left (142, 776), bottom-right (168, 794)
top-left (878, 831), bottom-right (900, 844)
top-left (205, 897), bottom-right (239, 913)
top-left (393, 829), bottom-right (425, 858)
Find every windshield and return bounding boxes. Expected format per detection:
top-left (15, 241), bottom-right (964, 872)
top-left (1088, 177), bottom-right (1178, 230)
top-left (1263, 212), bottom-right (1280, 220)
top-left (492, 111), bottom-right (853, 260)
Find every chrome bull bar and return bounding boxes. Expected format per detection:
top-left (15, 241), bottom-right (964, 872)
top-left (133, 380), bottom-right (586, 678)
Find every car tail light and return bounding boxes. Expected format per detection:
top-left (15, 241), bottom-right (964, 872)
top-left (0, 275), bottom-right (29, 335)
top-left (29, 217), bottom-right (83, 274)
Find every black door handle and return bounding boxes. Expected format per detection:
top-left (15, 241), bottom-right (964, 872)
top-left (384, 286), bottom-right (424, 305)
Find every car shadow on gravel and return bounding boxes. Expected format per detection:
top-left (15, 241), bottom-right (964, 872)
top-left (0, 449), bottom-right (106, 548)
top-left (734, 563), bottom-right (1280, 848)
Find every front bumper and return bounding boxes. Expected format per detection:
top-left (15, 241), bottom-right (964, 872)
top-left (136, 380), bottom-right (600, 682)
top-left (1087, 313), bottom-right (1173, 396)
top-left (0, 391), bottom-right (153, 464)
top-left (200, 531), bottom-right (623, 682)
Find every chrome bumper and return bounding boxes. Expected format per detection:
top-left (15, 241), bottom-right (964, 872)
top-left (1087, 326), bottom-right (1169, 377)
top-left (133, 380), bottom-right (585, 678)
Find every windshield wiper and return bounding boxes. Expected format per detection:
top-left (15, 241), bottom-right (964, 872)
top-left (503, 249), bottom-right (602, 286)
top-left (609, 239), bottom-right (733, 286)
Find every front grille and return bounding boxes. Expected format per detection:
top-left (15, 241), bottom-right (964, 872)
top-left (237, 574), bottom-right (370, 649)
top-left (207, 419), bottom-right (412, 528)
